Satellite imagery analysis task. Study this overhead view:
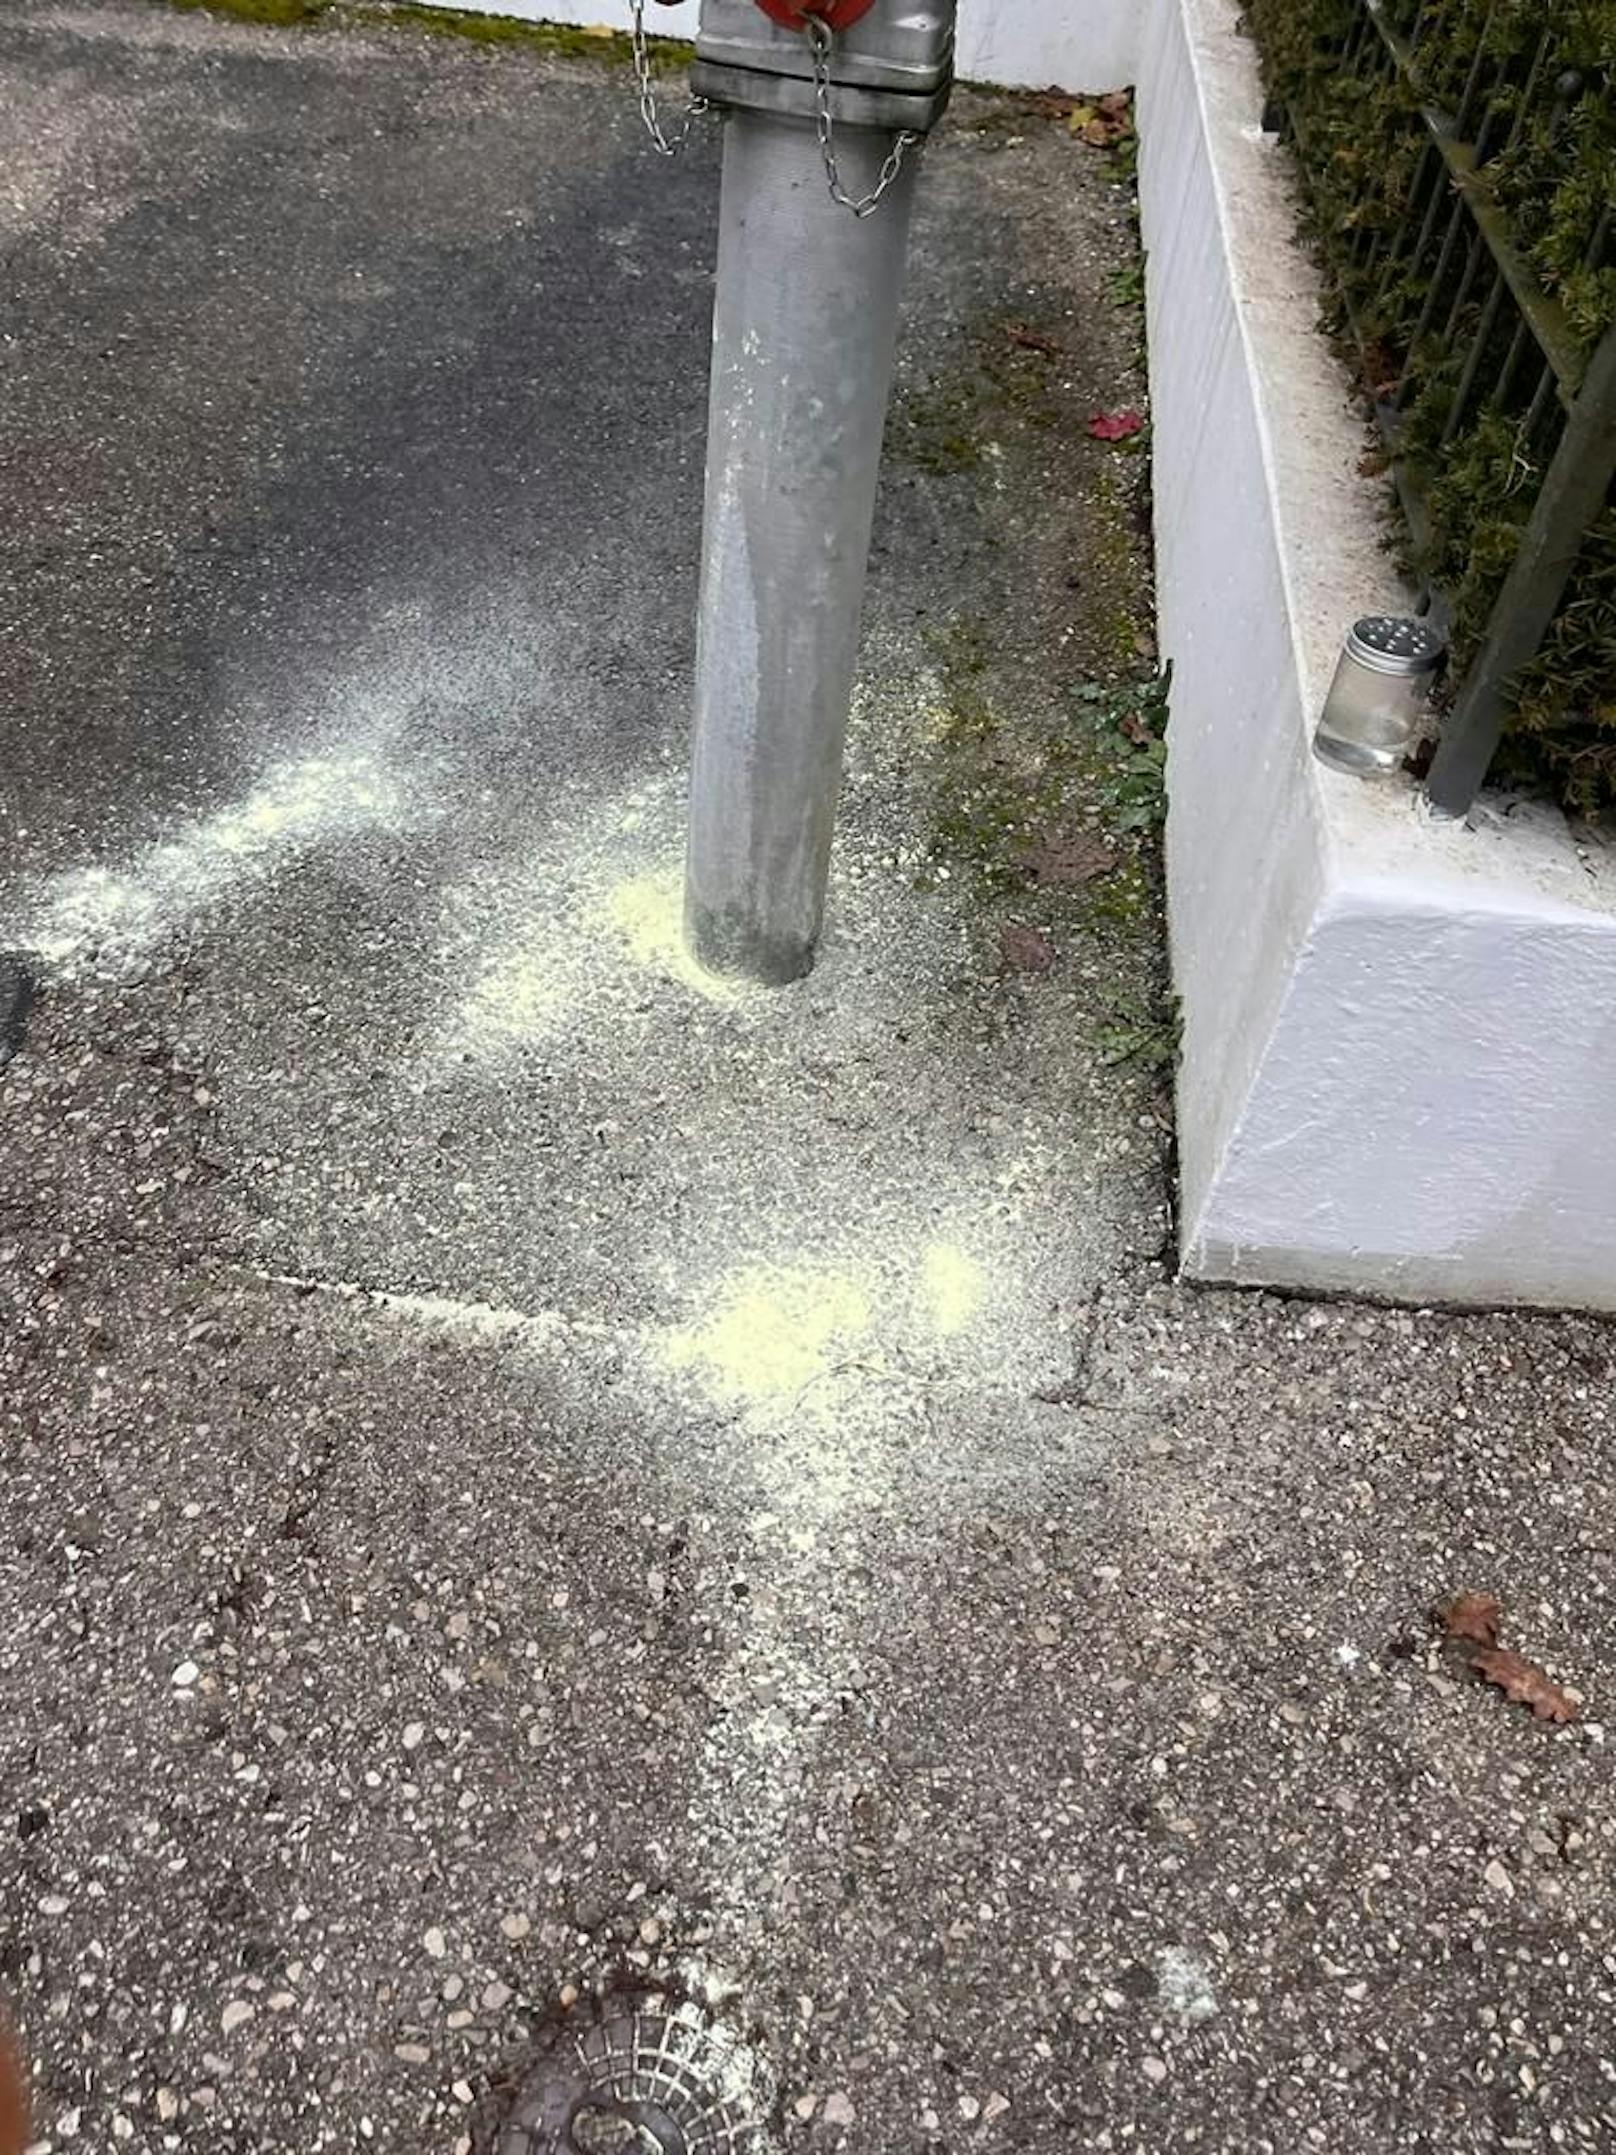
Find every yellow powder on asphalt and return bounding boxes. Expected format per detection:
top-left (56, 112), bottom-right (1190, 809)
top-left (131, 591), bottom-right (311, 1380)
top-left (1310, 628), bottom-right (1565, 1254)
top-left (24, 751), bottom-right (404, 967)
top-left (921, 1241), bottom-right (987, 1336)
top-left (605, 869), bottom-right (739, 1006)
top-left (456, 859), bottom-right (740, 1049)
top-left (207, 753), bottom-right (394, 854)
top-left (461, 937), bottom-right (566, 1041)
top-left (662, 1264), bottom-right (873, 1403)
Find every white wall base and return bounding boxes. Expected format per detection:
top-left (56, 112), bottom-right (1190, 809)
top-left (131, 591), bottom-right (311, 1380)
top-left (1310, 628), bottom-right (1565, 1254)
top-left (443, 0), bottom-right (1141, 93)
top-left (1140, 0), bottom-right (1616, 1310)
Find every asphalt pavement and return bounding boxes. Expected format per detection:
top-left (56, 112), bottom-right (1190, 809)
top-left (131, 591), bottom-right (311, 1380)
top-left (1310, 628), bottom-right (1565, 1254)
top-left (2, 7), bottom-right (1614, 2151)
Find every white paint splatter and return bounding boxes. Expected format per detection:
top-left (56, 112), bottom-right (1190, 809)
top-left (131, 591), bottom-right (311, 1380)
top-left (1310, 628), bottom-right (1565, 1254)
top-left (605, 868), bottom-right (740, 1007)
top-left (1156, 1946), bottom-right (1219, 2024)
top-left (258, 1271), bottom-right (572, 1356)
top-left (920, 1241), bottom-right (988, 1337)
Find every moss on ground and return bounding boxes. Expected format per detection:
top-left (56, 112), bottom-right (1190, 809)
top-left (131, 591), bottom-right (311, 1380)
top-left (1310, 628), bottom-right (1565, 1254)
top-left (160, 0), bottom-right (693, 69)
top-left (166, 0), bottom-right (326, 21)
top-left (882, 89), bottom-right (1169, 1070)
top-left (920, 609), bottom-right (1174, 1069)
top-left (891, 329), bottom-right (1067, 476)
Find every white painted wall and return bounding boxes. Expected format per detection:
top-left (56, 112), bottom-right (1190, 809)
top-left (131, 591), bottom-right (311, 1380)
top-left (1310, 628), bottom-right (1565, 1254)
top-left (1140, 0), bottom-right (1616, 1310)
top-left (1136, 0), bottom-right (1330, 1233)
top-left (460, 0), bottom-right (1142, 91)
top-left (1200, 884), bottom-right (1616, 1307)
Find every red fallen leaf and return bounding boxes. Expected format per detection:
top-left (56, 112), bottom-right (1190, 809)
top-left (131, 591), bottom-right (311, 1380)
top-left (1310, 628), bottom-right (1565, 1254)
top-left (1022, 831), bottom-right (1116, 886)
top-left (1087, 409), bottom-right (1144, 442)
top-left (999, 923), bottom-right (1055, 974)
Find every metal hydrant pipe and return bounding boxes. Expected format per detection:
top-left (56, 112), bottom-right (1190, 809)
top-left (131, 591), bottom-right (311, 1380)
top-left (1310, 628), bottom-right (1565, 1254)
top-left (684, 112), bottom-right (919, 984)
top-left (679, 0), bottom-right (953, 985)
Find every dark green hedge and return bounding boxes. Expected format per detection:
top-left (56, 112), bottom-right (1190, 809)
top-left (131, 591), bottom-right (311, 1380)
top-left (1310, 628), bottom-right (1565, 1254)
top-left (1244, 0), bottom-right (1616, 813)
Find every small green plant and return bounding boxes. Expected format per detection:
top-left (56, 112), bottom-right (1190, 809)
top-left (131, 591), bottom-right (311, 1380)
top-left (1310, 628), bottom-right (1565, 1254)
top-left (1107, 260), bottom-right (1146, 313)
top-left (1067, 673), bottom-right (1170, 833)
top-left (922, 627), bottom-right (1170, 902)
top-left (1094, 988), bottom-right (1181, 1073)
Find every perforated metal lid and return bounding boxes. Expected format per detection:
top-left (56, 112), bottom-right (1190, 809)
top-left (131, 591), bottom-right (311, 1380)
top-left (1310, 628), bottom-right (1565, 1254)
top-left (1345, 615), bottom-right (1446, 677)
top-left (497, 2002), bottom-right (767, 2155)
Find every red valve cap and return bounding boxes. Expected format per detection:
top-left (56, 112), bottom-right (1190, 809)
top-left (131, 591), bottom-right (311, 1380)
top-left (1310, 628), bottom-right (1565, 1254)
top-left (752, 0), bottom-right (879, 29)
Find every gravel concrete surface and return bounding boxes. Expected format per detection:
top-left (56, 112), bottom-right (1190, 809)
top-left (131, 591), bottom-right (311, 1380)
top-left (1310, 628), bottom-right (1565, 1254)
top-left (2, 6), bottom-right (1615, 2153)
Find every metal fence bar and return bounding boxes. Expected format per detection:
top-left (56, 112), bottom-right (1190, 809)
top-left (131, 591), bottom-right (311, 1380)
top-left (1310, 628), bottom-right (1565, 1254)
top-left (1440, 264), bottom-right (1506, 445)
top-left (1426, 321), bottom-right (1616, 815)
top-left (1405, 192), bottom-right (1471, 365)
top-left (1439, 222), bottom-right (1487, 344)
top-left (1452, 7), bottom-right (1498, 136)
top-left (1358, 3), bottom-right (1586, 397)
top-left (1372, 142), bottom-right (1436, 314)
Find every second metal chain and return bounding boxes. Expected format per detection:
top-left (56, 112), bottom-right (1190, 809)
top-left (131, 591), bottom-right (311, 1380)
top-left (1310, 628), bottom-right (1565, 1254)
top-left (629, 0), bottom-right (709, 156)
top-left (627, 1), bottom-right (914, 211)
top-left (804, 16), bottom-right (917, 219)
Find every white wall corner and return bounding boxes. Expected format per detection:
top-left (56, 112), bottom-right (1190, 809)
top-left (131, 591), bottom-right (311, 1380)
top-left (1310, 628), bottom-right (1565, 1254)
top-left (1184, 882), bottom-right (1616, 1310)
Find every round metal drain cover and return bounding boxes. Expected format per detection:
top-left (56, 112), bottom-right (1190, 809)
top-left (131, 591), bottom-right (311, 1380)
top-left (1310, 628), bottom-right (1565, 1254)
top-left (498, 2002), bottom-right (766, 2155)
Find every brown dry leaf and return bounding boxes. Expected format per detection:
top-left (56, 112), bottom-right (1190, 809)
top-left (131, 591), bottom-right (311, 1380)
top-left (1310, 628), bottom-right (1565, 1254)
top-left (999, 923), bottom-right (1055, 974)
top-left (1065, 90), bottom-right (1132, 147)
top-left (1023, 831), bottom-right (1116, 887)
top-left (0, 2026), bottom-right (26, 2155)
top-left (1022, 90), bottom-right (1081, 122)
top-left (1004, 321), bottom-right (1063, 357)
top-left (1468, 1645), bottom-right (1580, 1725)
top-left (1440, 1590), bottom-right (1502, 1648)
top-left (1434, 1590), bottom-right (1581, 1725)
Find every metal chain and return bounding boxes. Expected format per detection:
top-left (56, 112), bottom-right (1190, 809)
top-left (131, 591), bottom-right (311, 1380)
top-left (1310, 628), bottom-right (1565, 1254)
top-left (629, 0), bottom-right (709, 157)
top-left (804, 15), bottom-right (917, 219)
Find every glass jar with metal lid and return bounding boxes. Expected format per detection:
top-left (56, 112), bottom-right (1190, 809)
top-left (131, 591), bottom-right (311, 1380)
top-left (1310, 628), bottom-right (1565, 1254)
top-left (1312, 615), bottom-right (1446, 777)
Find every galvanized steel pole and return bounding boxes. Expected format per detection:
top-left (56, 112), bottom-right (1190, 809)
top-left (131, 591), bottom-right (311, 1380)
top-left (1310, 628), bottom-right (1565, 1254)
top-left (684, 0), bottom-right (953, 984)
top-left (685, 116), bottom-right (918, 983)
